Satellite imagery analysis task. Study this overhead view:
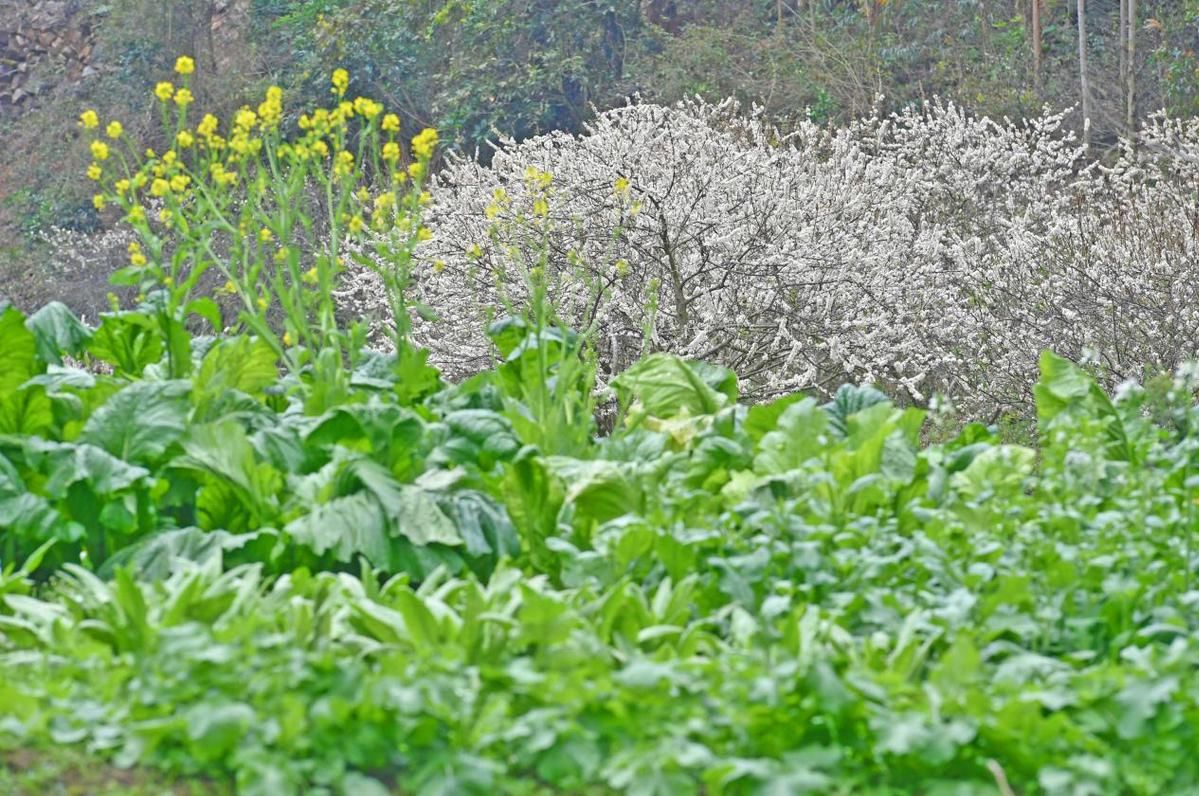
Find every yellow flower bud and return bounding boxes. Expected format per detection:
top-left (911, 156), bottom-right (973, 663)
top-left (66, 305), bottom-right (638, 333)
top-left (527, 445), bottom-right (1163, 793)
top-left (331, 68), bottom-right (349, 96)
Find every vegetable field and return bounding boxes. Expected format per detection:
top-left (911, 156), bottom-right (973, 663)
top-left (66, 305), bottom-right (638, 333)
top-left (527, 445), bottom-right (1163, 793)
top-left (3, 300), bottom-right (1199, 793)
top-left (4, 62), bottom-right (1199, 795)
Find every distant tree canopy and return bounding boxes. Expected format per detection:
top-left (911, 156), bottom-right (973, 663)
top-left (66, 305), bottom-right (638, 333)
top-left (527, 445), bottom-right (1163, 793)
top-left (252, 0), bottom-right (1199, 152)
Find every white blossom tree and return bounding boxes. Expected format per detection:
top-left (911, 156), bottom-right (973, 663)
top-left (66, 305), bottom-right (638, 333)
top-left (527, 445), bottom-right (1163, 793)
top-left (336, 96), bottom-right (1199, 419)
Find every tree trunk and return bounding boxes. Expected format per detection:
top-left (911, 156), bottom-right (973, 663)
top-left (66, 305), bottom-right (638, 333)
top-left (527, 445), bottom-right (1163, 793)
top-left (1077, 0), bottom-right (1090, 146)
top-left (1119, 0), bottom-right (1128, 97)
top-left (1126, 0), bottom-right (1136, 136)
top-left (1032, 0), bottom-right (1042, 92)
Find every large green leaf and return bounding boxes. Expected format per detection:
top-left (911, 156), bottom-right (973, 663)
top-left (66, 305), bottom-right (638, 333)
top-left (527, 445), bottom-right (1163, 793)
top-left (81, 380), bottom-right (190, 465)
top-left (99, 527), bottom-right (267, 580)
top-left (434, 409), bottom-right (521, 470)
top-left (0, 453), bottom-right (83, 549)
top-left (754, 397), bottom-right (828, 475)
top-left (612, 353), bottom-right (732, 421)
top-left (17, 438), bottom-right (150, 497)
top-left (349, 459), bottom-right (462, 546)
top-left (0, 306), bottom-right (40, 394)
top-left (25, 302), bottom-right (92, 366)
top-left (0, 385), bottom-right (53, 436)
top-left (285, 491), bottom-right (391, 565)
top-left (950, 444), bottom-right (1036, 500)
top-left (172, 418), bottom-right (282, 526)
top-left (1034, 351), bottom-right (1131, 461)
top-left (547, 457), bottom-right (641, 526)
top-left (823, 383), bottom-right (890, 439)
top-left (88, 312), bottom-right (163, 376)
top-left (193, 336), bottom-right (279, 413)
top-left (743, 392), bottom-right (807, 443)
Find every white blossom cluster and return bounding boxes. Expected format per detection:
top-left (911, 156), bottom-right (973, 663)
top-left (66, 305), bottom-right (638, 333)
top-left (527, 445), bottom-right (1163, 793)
top-left (336, 98), bottom-right (1199, 417)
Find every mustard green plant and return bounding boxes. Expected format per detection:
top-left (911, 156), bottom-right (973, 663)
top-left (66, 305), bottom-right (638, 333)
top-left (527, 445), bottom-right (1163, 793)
top-left (81, 58), bottom-right (439, 403)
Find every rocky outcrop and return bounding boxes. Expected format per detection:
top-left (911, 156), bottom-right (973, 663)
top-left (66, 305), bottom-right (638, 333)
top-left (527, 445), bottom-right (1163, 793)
top-left (0, 0), bottom-right (98, 115)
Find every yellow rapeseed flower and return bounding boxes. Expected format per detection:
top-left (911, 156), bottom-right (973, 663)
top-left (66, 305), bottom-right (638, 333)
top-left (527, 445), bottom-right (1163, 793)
top-left (159, 208), bottom-right (174, 226)
top-left (150, 178), bottom-right (170, 198)
top-left (174, 88), bottom-right (194, 108)
top-left (312, 140), bottom-right (329, 158)
top-left (175, 56), bottom-right (195, 76)
top-left (87, 164), bottom-right (102, 181)
top-left (382, 114), bottom-right (400, 133)
top-left (348, 215), bottom-right (365, 234)
top-left (411, 128), bottom-right (439, 159)
top-left (614, 176), bottom-right (630, 194)
top-left (130, 251), bottom-right (147, 267)
top-left (382, 142), bottom-right (400, 162)
top-left (79, 110), bottom-right (99, 129)
top-left (114, 179), bottom-right (130, 195)
top-left (432, 259), bottom-right (446, 273)
top-left (259, 227), bottom-right (273, 243)
top-left (92, 194), bottom-right (106, 211)
top-left (155, 82), bottom-right (175, 102)
top-left (407, 162), bottom-right (424, 180)
top-left (176, 130), bottom-right (195, 149)
top-left (416, 226), bottom-right (432, 242)
top-left (353, 97), bottom-right (382, 119)
top-left (128, 206), bottom-right (146, 224)
top-left (106, 121), bottom-right (123, 139)
top-left (283, 331), bottom-right (294, 347)
top-left (256, 297), bottom-right (269, 311)
top-left (90, 140), bottom-right (110, 161)
top-left (532, 198), bottom-right (549, 217)
top-left (302, 267), bottom-right (319, 285)
top-left (234, 107), bottom-right (257, 131)
top-left (169, 174), bottom-right (190, 193)
top-left (331, 68), bottom-right (349, 97)
top-left (197, 114), bottom-right (219, 137)
top-left (334, 150), bottom-right (354, 177)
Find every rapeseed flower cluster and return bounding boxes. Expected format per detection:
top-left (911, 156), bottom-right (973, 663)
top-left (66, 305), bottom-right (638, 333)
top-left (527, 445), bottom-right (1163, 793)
top-left (81, 58), bottom-right (442, 368)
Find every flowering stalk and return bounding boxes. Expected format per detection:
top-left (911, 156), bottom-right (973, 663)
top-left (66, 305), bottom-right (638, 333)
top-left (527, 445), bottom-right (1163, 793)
top-left (81, 58), bottom-right (439, 401)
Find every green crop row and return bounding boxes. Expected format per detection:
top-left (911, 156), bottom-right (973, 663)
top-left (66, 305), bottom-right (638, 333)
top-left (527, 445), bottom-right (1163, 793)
top-left (3, 287), bottom-right (1199, 793)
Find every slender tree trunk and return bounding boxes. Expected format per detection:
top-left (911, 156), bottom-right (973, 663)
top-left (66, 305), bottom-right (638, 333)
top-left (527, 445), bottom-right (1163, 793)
top-left (980, 0), bottom-right (990, 59)
top-left (1126, 0), bottom-right (1137, 136)
top-left (1078, 0), bottom-right (1090, 146)
top-left (1032, 0), bottom-right (1042, 92)
top-left (1119, 0), bottom-right (1128, 96)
